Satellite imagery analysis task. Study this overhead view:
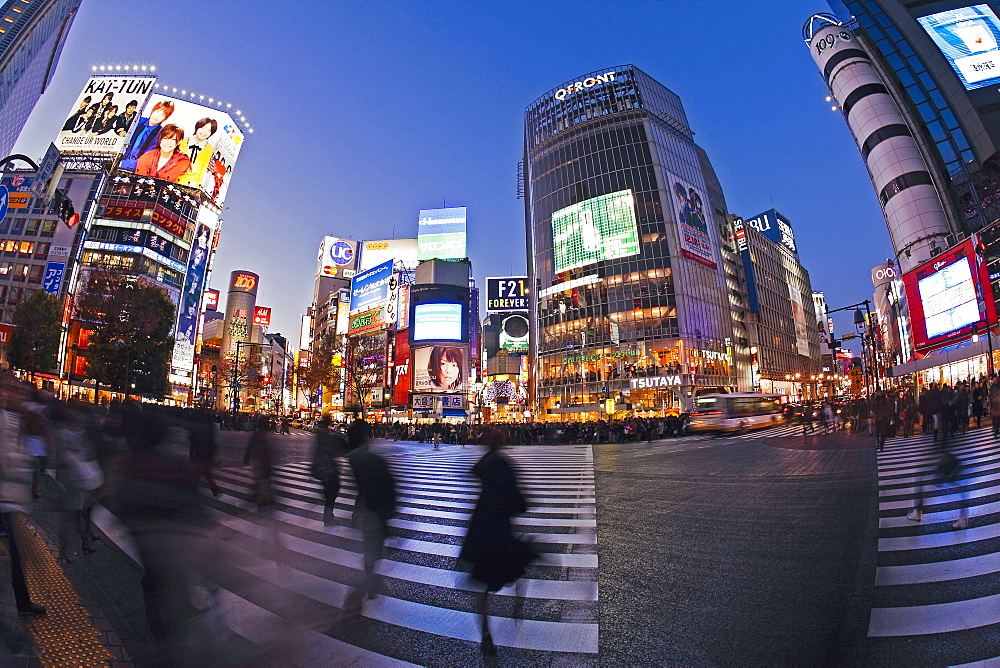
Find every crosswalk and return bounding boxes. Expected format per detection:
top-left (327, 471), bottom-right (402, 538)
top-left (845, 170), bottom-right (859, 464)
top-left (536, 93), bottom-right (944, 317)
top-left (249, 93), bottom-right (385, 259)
top-left (868, 426), bottom-right (1000, 664)
top-left (188, 445), bottom-right (598, 665)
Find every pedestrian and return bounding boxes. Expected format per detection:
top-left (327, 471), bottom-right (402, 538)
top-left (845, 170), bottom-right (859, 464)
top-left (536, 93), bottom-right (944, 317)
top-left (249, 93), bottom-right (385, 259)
top-left (906, 441), bottom-right (970, 530)
top-left (872, 392), bottom-right (893, 451)
top-left (243, 418), bottom-right (275, 512)
top-left (311, 417), bottom-right (347, 527)
top-left (991, 378), bottom-right (1000, 439)
top-left (20, 390), bottom-right (50, 500)
top-left (0, 378), bottom-right (46, 618)
top-left (188, 408), bottom-right (219, 497)
top-left (344, 419), bottom-right (396, 617)
top-left (459, 427), bottom-right (537, 656)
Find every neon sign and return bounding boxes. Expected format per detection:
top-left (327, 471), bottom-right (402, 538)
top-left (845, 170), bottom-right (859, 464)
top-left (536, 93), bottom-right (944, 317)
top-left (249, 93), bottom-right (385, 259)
top-left (554, 72), bottom-right (618, 101)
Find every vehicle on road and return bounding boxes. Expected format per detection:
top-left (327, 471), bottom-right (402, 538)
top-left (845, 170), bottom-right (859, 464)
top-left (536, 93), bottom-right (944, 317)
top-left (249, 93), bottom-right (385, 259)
top-left (689, 393), bottom-right (785, 433)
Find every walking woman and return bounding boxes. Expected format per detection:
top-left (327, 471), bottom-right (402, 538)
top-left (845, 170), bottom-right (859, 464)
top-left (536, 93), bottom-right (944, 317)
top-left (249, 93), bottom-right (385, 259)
top-left (460, 428), bottom-right (536, 655)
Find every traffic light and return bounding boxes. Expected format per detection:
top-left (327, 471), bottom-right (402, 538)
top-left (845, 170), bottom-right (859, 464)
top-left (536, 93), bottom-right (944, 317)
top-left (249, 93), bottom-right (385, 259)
top-left (51, 189), bottom-right (76, 227)
top-left (261, 375), bottom-right (271, 385)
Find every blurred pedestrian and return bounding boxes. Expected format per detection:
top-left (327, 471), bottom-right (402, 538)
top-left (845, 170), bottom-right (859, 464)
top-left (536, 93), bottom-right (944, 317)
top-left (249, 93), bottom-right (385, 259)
top-left (311, 417), bottom-right (347, 527)
top-left (20, 390), bottom-right (50, 499)
top-left (244, 418), bottom-right (275, 512)
top-left (188, 408), bottom-right (219, 497)
top-left (343, 419), bottom-right (396, 618)
top-left (459, 428), bottom-right (537, 656)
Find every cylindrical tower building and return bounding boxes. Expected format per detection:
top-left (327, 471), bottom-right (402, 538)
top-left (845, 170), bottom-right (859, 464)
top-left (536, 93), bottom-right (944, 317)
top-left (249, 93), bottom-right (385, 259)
top-left (804, 14), bottom-right (953, 272)
top-left (220, 270), bottom-right (259, 361)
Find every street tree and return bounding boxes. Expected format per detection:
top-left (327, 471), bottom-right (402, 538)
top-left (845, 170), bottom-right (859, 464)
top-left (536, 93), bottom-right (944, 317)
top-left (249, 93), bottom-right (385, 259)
top-left (74, 265), bottom-right (176, 398)
top-left (7, 290), bottom-right (62, 379)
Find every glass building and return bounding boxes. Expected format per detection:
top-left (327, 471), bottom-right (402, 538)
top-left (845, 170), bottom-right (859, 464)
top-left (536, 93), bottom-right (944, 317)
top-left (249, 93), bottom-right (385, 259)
top-left (524, 65), bottom-right (741, 420)
top-left (0, 0), bottom-right (82, 157)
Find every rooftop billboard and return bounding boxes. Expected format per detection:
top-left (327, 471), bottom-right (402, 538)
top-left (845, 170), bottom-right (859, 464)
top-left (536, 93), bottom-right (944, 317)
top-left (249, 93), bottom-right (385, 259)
top-left (55, 75), bottom-right (156, 154)
top-left (317, 236), bottom-right (358, 278)
top-left (119, 93), bottom-right (245, 205)
top-left (551, 190), bottom-right (640, 273)
top-left (359, 238), bottom-right (418, 271)
top-left (417, 207), bottom-right (467, 261)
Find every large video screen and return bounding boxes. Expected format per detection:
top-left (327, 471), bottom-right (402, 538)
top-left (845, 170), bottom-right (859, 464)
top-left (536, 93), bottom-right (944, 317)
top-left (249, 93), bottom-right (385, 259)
top-left (413, 303), bottom-right (463, 342)
top-left (918, 5), bottom-right (1000, 90)
top-left (55, 76), bottom-right (156, 155)
top-left (902, 238), bottom-right (996, 352)
top-left (551, 190), bottom-right (640, 273)
top-left (412, 345), bottom-right (467, 393)
top-left (118, 93), bottom-right (245, 206)
top-left (417, 207), bottom-right (467, 261)
top-left (918, 257), bottom-right (979, 339)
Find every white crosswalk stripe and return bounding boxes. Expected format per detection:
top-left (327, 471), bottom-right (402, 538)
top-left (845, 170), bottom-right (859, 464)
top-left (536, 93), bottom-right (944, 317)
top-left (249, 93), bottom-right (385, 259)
top-left (867, 425), bottom-right (1000, 663)
top-left (155, 444), bottom-right (598, 664)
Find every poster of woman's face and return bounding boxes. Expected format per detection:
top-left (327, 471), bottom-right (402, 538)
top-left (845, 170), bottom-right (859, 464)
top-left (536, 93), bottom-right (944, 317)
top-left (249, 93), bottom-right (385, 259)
top-left (411, 345), bottom-right (467, 393)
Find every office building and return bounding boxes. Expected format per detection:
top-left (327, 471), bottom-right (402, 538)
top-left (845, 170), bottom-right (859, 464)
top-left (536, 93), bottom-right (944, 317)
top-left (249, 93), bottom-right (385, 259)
top-left (524, 65), bottom-right (740, 420)
top-left (733, 212), bottom-right (823, 398)
top-left (0, 0), bottom-right (82, 157)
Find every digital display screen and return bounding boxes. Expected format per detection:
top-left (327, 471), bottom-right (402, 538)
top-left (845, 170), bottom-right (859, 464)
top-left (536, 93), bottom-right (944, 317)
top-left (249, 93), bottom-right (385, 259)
top-left (918, 257), bottom-right (980, 339)
top-left (499, 313), bottom-right (529, 353)
top-left (918, 5), bottom-right (1000, 90)
top-left (417, 207), bottom-right (467, 261)
top-left (551, 190), bottom-right (640, 273)
top-left (413, 303), bottom-right (463, 342)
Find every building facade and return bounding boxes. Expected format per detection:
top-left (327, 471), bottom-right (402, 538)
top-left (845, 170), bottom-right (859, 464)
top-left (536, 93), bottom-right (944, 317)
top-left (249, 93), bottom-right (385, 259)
top-left (524, 65), bottom-right (739, 419)
top-left (0, 0), bottom-right (81, 157)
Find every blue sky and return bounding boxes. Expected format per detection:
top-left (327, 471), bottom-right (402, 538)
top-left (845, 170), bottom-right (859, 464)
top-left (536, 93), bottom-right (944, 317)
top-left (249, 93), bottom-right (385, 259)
top-left (14, 0), bottom-right (887, 348)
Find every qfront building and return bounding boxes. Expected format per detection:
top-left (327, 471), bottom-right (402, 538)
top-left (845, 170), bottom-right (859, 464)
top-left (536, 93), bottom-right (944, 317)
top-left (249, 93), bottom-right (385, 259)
top-left (524, 66), bottom-right (744, 419)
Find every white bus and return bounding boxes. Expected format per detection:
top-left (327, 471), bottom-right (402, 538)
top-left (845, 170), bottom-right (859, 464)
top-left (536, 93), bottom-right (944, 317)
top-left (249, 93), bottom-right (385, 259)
top-left (689, 393), bottom-right (785, 433)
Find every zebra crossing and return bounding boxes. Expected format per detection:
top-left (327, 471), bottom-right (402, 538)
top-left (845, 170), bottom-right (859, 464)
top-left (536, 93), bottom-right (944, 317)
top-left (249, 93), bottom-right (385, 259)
top-left (723, 422), bottom-right (824, 439)
top-left (867, 426), bottom-right (1000, 664)
top-left (184, 445), bottom-right (597, 665)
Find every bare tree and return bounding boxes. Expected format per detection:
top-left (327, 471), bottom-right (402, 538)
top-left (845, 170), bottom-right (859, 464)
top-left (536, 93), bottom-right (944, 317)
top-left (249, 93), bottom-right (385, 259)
top-left (343, 332), bottom-right (387, 418)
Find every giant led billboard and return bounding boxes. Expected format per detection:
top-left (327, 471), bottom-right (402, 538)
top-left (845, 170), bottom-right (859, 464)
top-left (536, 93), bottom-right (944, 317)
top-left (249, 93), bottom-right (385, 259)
top-left (919, 5), bottom-right (1000, 91)
top-left (413, 303), bottom-right (464, 342)
top-left (668, 176), bottom-right (717, 270)
top-left (55, 76), bottom-right (156, 154)
top-left (551, 190), bottom-right (640, 273)
top-left (417, 207), bottom-right (467, 261)
top-left (412, 345), bottom-right (468, 393)
top-left (349, 260), bottom-right (393, 313)
top-left (119, 93), bottom-right (244, 205)
top-left (902, 239), bottom-right (997, 353)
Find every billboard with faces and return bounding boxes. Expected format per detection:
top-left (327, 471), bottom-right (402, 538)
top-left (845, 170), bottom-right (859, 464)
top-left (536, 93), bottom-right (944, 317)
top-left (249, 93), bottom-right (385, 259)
top-left (119, 93), bottom-right (245, 206)
top-left (54, 75), bottom-right (156, 154)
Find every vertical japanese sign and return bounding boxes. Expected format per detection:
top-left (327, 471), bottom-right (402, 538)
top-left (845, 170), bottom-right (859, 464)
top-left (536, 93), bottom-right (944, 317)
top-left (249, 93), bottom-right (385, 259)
top-left (42, 262), bottom-right (66, 294)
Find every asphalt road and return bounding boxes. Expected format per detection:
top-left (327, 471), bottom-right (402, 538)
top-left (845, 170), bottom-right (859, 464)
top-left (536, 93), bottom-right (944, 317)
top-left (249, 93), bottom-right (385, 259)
top-left (594, 432), bottom-right (877, 665)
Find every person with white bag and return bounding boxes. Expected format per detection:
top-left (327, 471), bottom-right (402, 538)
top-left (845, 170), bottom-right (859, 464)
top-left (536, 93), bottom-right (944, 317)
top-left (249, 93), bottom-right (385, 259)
top-left (50, 401), bottom-right (103, 563)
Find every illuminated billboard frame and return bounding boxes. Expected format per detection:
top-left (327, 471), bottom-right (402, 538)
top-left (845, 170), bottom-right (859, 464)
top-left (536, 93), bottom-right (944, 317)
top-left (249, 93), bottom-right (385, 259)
top-left (413, 303), bottom-right (464, 342)
top-left (359, 238), bottom-right (418, 272)
top-left (486, 277), bottom-right (529, 312)
top-left (551, 190), bottom-right (640, 273)
top-left (918, 5), bottom-right (1000, 91)
top-left (55, 75), bottom-right (156, 154)
top-left (349, 260), bottom-right (393, 313)
top-left (901, 238), bottom-right (997, 354)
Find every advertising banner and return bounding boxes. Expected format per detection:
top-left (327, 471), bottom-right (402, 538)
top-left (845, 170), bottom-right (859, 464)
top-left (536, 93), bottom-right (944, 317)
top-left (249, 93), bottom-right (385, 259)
top-left (417, 207), bottom-right (467, 261)
top-left (348, 306), bottom-right (389, 335)
top-left (412, 345), bottom-right (467, 393)
top-left (54, 76), bottom-right (156, 154)
top-left (349, 260), bottom-right (393, 313)
top-left (392, 331), bottom-right (411, 405)
top-left (918, 5), bottom-right (1000, 91)
top-left (317, 236), bottom-right (357, 278)
top-left (172, 221), bottom-right (213, 376)
top-left (902, 238), bottom-right (997, 353)
top-left (486, 277), bottom-right (529, 312)
top-left (743, 209), bottom-right (797, 255)
top-left (119, 93), bottom-right (244, 206)
top-left (205, 289), bottom-right (220, 310)
top-left (412, 394), bottom-right (465, 410)
top-left (253, 306), bottom-right (272, 326)
top-left (551, 189), bottom-right (640, 273)
top-left (667, 176), bottom-right (717, 270)
top-left (499, 312), bottom-right (529, 353)
top-left (0, 174), bottom-right (32, 210)
top-left (359, 238), bottom-right (418, 271)
top-left (0, 324), bottom-right (13, 346)
top-left (41, 262), bottom-right (65, 294)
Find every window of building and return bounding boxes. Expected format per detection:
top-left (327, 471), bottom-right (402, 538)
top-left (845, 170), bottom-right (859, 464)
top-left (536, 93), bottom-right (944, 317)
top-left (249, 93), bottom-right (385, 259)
top-left (27, 265), bottom-right (43, 283)
top-left (0, 262), bottom-right (11, 278)
top-left (3, 240), bottom-right (15, 254)
top-left (40, 220), bottom-right (56, 237)
top-left (33, 242), bottom-right (49, 258)
top-left (10, 219), bottom-right (24, 235)
top-left (24, 219), bottom-right (39, 236)
top-left (18, 241), bottom-right (33, 256)
top-left (12, 264), bottom-right (28, 281)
